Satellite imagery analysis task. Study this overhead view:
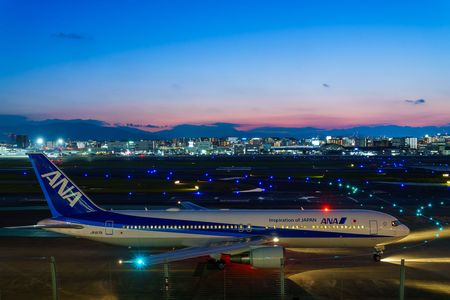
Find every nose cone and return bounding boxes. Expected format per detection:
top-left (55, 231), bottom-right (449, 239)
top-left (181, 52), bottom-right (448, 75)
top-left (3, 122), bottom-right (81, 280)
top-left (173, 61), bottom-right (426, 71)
top-left (399, 224), bottom-right (410, 237)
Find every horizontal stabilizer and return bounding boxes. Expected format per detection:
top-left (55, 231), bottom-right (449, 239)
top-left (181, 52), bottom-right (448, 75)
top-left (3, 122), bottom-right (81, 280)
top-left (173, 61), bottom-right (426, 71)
top-left (4, 224), bottom-right (84, 230)
top-left (179, 201), bottom-right (209, 210)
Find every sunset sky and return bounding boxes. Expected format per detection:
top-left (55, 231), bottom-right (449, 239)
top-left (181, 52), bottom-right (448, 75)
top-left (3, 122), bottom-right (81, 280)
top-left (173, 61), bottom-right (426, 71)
top-left (1, 0), bottom-right (450, 129)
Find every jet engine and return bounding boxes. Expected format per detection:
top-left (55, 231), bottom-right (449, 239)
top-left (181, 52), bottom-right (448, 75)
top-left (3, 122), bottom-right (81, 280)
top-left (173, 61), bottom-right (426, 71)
top-left (230, 246), bottom-right (284, 268)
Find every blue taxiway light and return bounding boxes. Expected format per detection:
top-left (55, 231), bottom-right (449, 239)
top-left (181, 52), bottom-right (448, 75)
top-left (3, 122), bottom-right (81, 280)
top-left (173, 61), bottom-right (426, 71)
top-left (84, 173), bottom-right (88, 177)
top-left (134, 257), bottom-right (146, 268)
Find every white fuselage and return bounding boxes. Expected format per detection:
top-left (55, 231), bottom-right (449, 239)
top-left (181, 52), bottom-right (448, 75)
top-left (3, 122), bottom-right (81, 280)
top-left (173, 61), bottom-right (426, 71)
top-left (40, 209), bottom-right (410, 249)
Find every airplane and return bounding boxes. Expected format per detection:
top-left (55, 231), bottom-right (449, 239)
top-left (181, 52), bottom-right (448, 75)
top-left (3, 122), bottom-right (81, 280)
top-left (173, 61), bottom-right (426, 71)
top-left (6, 153), bottom-right (410, 269)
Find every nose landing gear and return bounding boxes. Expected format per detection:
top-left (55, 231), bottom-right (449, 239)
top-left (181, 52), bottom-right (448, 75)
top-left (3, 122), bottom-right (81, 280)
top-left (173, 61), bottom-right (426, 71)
top-left (373, 246), bottom-right (385, 262)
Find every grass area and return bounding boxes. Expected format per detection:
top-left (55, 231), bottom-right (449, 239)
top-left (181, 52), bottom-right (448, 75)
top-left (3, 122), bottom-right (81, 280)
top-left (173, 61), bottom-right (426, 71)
top-left (0, 156), bottom-right (448, 195)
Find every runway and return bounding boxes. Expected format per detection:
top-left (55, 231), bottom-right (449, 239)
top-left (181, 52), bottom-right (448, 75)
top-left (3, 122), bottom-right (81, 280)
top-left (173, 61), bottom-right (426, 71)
top-left (0, 230), bottom-right (449, 300)
top-left (0, 156), bottom-right (449, 299)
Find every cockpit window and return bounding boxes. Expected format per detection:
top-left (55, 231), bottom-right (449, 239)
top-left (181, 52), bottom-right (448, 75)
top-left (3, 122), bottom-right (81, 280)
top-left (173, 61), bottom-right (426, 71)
top-left (391, 220), bottom-right (401, 227)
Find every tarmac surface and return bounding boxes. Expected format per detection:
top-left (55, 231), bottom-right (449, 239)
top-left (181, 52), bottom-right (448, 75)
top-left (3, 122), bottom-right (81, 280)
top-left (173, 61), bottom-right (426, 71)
top-left (0, 156), bottom-right (449, 299)
top-left (0, 232), bottom-right (449, 300)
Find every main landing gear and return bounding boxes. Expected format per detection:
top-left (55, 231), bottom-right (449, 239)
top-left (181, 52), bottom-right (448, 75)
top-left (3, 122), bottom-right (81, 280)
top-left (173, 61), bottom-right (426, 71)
top-left (208, 258), bottom-right (227, 270)
top-left (372, 246), bottom-right (385, 262)
top-left (216, 259), bottom-right (226, 270)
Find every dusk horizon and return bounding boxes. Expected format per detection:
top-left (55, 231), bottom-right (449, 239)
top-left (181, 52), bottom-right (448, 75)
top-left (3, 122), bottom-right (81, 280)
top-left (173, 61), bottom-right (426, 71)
top-left (1, 114), bottom-right (449, 141)
top-left (2, 1), bottom-right (450, 129)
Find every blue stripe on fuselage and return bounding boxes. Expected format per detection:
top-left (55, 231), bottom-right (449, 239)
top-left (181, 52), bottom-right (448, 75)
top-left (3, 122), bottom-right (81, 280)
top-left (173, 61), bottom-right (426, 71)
top-left (51, 211), bottom-right (391, 238)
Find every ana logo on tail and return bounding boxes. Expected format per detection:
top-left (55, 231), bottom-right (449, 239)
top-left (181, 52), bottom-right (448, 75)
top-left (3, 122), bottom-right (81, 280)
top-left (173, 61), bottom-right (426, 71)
top-left (41, 171), bottom-right (82, 207)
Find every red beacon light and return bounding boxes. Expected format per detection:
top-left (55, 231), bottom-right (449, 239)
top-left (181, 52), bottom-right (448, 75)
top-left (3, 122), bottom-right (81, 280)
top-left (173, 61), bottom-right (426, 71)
top-left (322, 206), bottom-right (330, 212)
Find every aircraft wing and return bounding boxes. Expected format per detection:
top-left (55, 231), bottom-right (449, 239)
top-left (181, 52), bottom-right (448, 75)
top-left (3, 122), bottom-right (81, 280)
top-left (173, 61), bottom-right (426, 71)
top-left (121, 235), bottom-right (269, 266)
top-left (179, 201), bottom-right (209, 210)
top-left (4, 224), bottom-right (84, 229)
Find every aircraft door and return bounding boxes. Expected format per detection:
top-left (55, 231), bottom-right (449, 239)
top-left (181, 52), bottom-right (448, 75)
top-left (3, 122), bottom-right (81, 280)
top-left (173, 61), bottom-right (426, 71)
top-left (369, 220), bottom-right (378, 235)
top-left (105, 220), bottom-right (114, 235)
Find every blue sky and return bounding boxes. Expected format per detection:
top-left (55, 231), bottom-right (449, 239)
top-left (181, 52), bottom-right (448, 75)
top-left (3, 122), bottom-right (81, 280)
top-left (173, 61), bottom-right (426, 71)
top-left (1, 0), bottom-right (449, 129)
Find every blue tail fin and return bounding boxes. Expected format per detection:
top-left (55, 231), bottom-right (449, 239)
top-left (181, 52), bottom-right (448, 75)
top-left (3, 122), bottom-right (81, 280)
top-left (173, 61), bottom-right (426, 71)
top-left (28, 153), bottom-right (102, 217)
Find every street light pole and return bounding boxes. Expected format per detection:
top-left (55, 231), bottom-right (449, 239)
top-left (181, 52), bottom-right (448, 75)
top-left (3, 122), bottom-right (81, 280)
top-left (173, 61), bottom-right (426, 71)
top-left (399, 258), bottom-right (405, 300)
top-left (50, 256), bottom-right (58, 300)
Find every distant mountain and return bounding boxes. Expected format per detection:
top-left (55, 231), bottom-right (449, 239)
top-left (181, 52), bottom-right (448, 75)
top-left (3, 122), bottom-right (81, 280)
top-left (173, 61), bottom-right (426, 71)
top-left (0, 115), bottom-right (154, 141)
top-left (0, 115), bottom-right (448, 142)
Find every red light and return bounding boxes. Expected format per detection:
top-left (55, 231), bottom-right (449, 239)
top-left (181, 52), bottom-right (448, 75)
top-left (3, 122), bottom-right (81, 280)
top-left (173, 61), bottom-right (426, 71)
top-left (323, 206), bottom-right (330, 212)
